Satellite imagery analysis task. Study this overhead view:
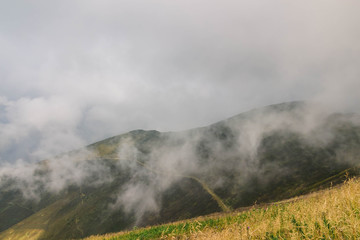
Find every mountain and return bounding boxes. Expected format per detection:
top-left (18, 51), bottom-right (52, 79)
top-left (1, 101), bottom-right (360, 239)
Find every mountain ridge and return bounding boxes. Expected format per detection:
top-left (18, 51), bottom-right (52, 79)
top-left (1, 101), bottom-right (360, 239)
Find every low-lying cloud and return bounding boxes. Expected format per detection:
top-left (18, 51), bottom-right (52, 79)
top-left (1, 102), bottom-right (360, 226)
top-left (1, 0), bottom-right (360, 229)
top-left (1, 0), bottom-right (360, 165)
top-left (109, 102), bottom-right (360, 223)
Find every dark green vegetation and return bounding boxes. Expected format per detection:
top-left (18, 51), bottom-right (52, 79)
top-left (1, 101), bottom-right (360, 239)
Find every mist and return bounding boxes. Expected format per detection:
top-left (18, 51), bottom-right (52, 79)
top-left (1, 0), bottom-right (360, 164)
top-left (1, 0), bottom-right (360, 230)
top-left (108, 102), bottom-right (360, 222)
top-left (1, 101), bottom-right (359, 227)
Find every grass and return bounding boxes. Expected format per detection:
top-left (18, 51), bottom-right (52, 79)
top-left (0, 193), bottom-right (78, 240)
top-left (84, 177), bottom-right (360, 240)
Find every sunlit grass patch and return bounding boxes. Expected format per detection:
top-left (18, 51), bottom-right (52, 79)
top-left (86, 177), bottom-right (360, 240)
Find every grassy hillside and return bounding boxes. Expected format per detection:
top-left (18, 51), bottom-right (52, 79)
top-left (85, 177), bottom-right (360, 240)
top-left (1, 102), bottom-right (360, 239)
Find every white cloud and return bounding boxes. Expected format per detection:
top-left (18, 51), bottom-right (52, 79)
top-left (0, 0), bottom-right (360, 162)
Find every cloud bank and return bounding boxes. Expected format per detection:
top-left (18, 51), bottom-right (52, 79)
top-left (1, 101), bottom-right (360, 227)
top-left (0, 0), bottom-right (360, 164)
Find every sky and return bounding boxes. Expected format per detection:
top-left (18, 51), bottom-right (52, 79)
top-left (1, 0), bottom-right (360, 163)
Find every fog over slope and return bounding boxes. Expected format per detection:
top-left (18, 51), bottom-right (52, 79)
top-left (1, 102), bottom-right (360, 231)
top-left (1, 1), bottom-right (360, 238)
top-left (1, 0), bottom-right (360, 165)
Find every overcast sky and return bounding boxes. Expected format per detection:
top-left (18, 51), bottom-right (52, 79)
top-left (1, 0), bottom-right (360, 163)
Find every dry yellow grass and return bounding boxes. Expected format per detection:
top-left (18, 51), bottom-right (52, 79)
top-left (85, 178), bottom-right (360, 240)
top-left (174, 178), bottom-right (360, 239)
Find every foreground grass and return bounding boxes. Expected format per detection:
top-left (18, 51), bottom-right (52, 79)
top-left (85, 178), bottom-right (360, 240)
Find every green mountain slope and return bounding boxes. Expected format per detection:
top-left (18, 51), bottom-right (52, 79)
top-left (1, 101), bottom-right (360, 239)
top-left (85, 177), bottom-right (360, 240)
